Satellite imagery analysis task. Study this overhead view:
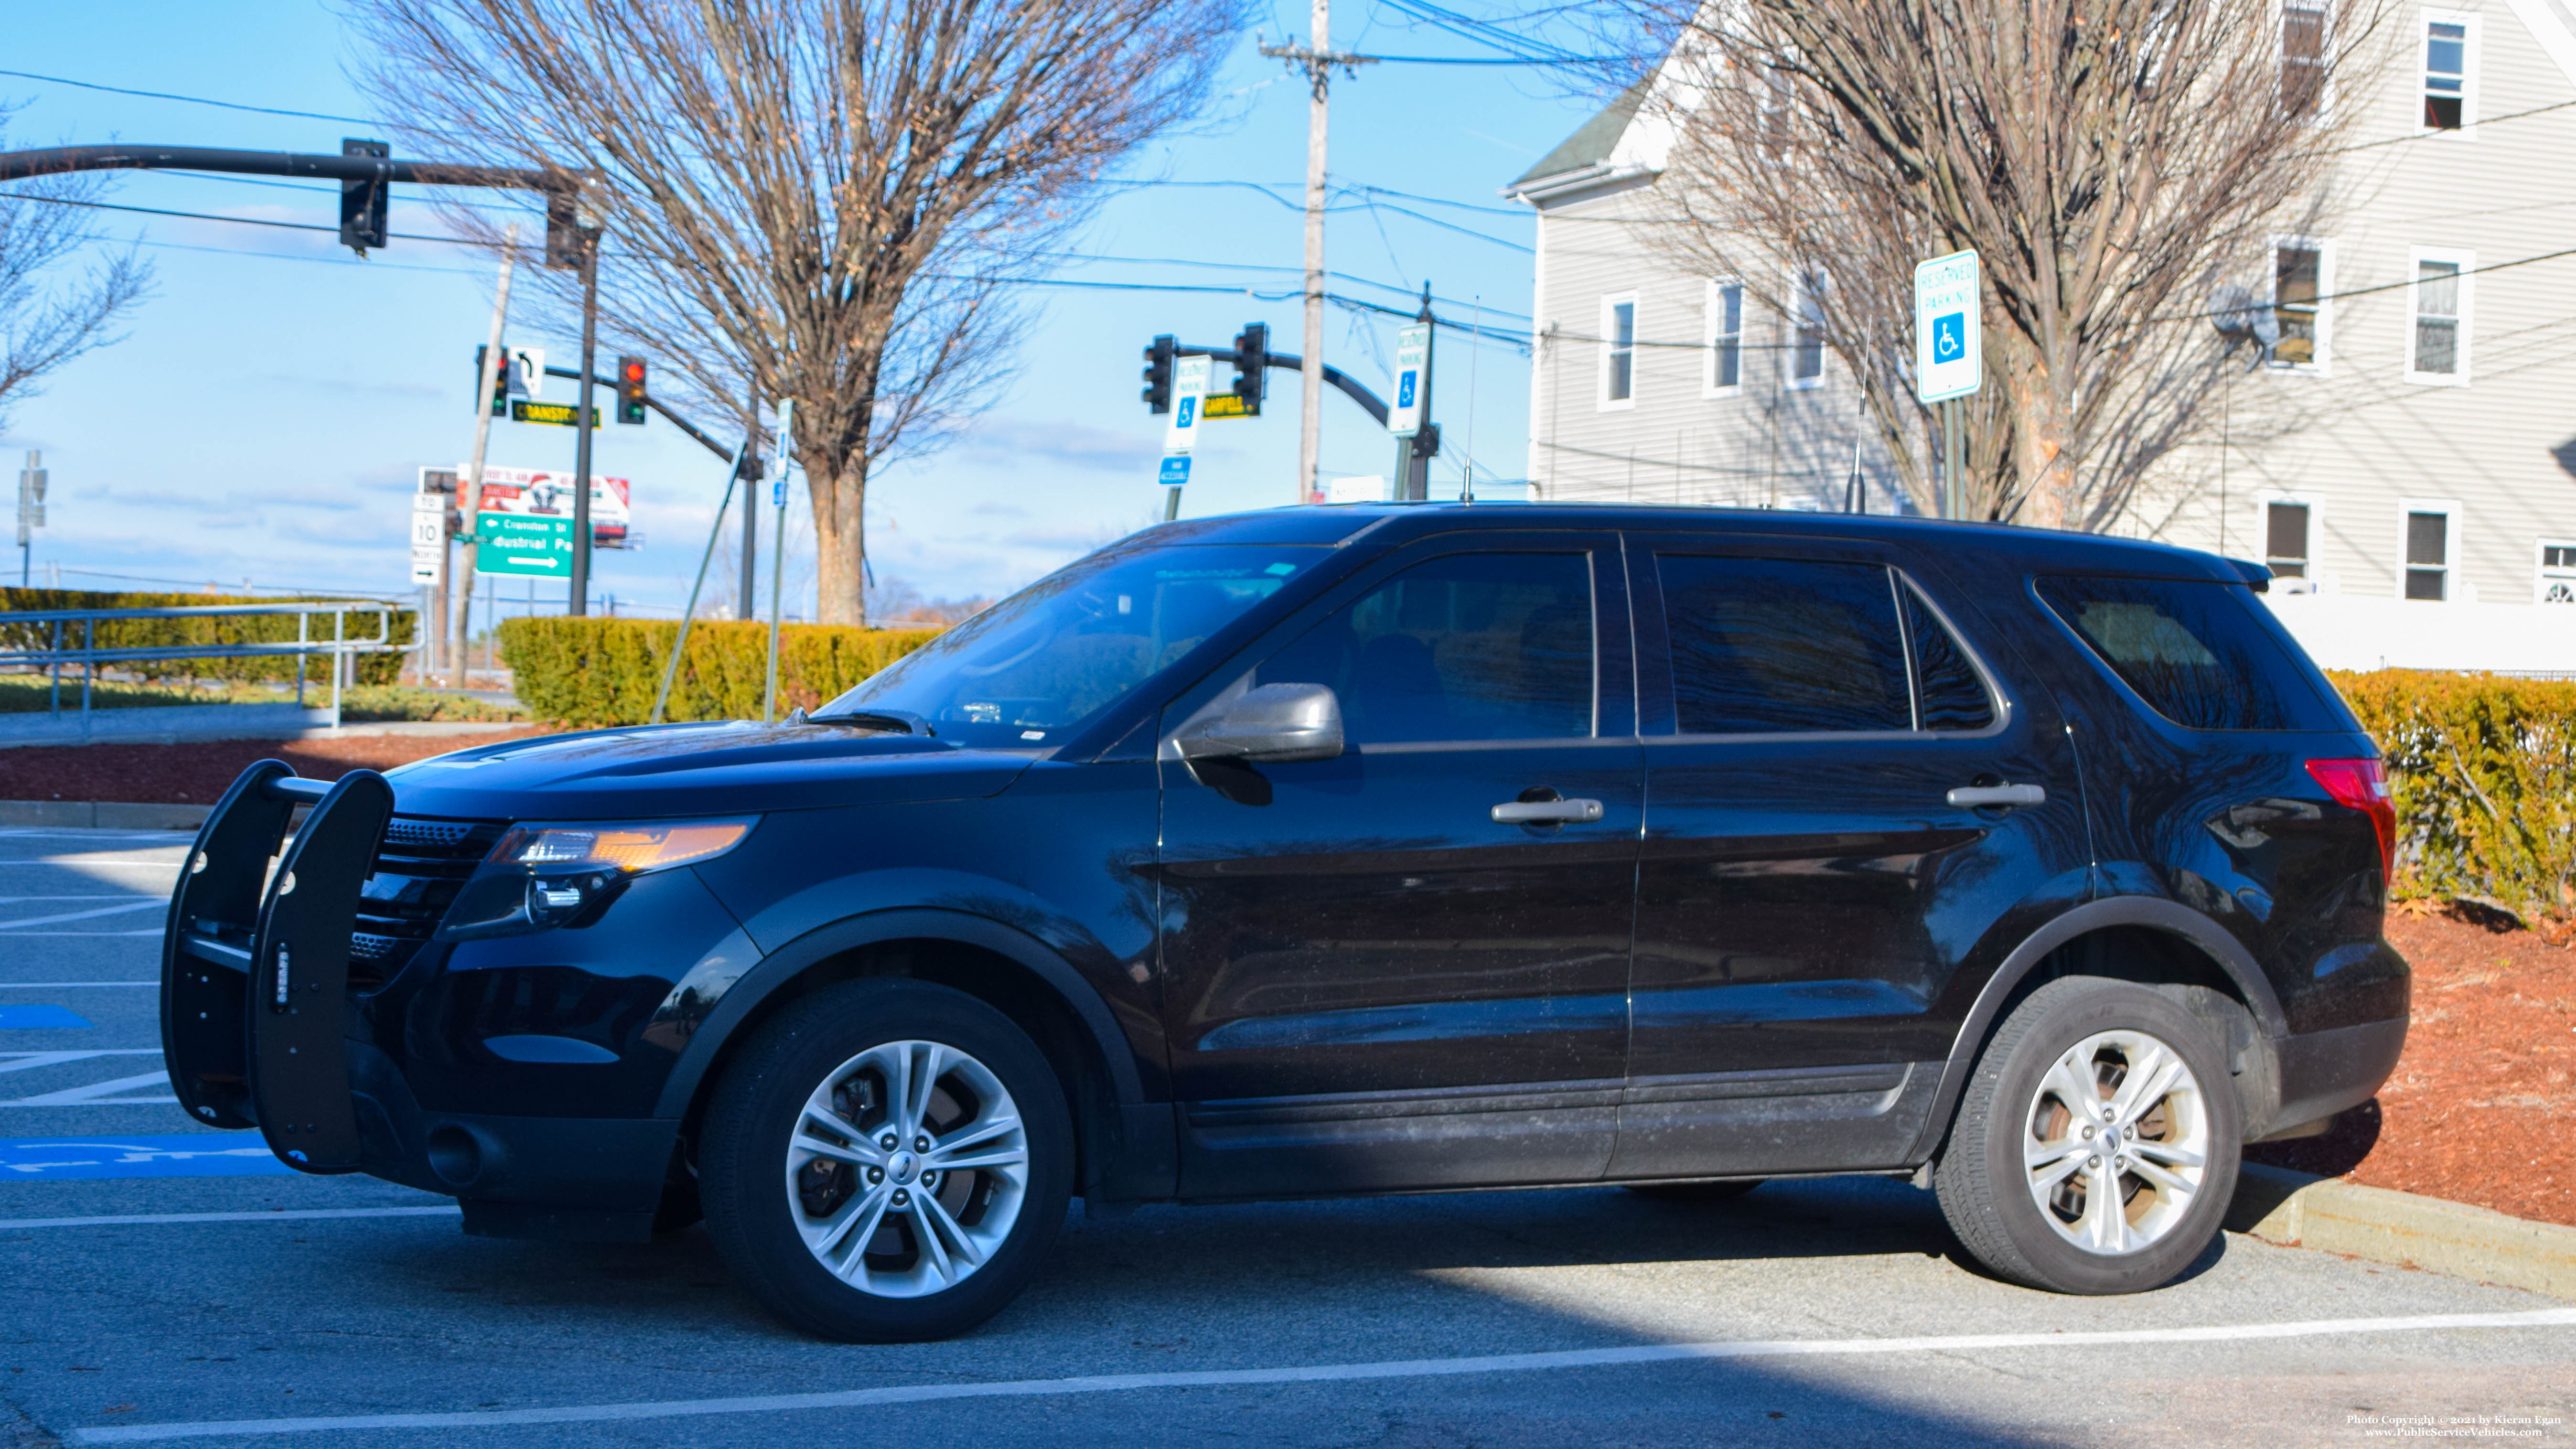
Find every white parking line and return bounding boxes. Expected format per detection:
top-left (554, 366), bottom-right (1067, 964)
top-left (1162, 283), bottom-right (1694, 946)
top-left (66, 1308), bottom-right (2576, 1444)
top-left (0, 981), bottom-right (156, 988)
top-left (0, 1050), bottom-right (161, 1075)
top-left (0, 901), bottom-right (164, 930)
top-left (0, 1205), bottom-right (458, 1231)
top-left (0, 1071), bottom-right (176, 1106)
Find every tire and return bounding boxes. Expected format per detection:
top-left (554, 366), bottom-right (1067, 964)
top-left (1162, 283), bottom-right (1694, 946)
top-left (1623, 1179), bottom-right (1764, 1202)
top-left (701, 977), bottom-right (1074, 1342)
top-left (1933, 977), bottom-right (2241, 1295)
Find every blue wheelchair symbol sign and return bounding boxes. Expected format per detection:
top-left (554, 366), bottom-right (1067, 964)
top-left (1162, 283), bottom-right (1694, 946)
top-left (1932, 312), bottom-right (1966, 364)
top-left (1396, 371), bottom-right (1417, 409)
top-left (1176, 397), bottom-right (1197, 428)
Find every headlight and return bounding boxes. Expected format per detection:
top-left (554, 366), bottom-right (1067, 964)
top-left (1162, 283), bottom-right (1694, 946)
top-left (493, 820), bottom-right (754, 875)
top-left (437, 817), bottom-right (758, 942)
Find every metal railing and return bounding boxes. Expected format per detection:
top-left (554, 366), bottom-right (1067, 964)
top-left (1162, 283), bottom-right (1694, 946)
top-left (0, 601), bottom-right (414, 732)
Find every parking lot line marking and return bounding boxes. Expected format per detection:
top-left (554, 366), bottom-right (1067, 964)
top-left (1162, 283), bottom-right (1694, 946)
top-left (0, 1204), bottom-right (457, 1230)
top-left (0, 901), bottom-right (164, 930)
top-left (0, 896), bottom-right (165, 902)
top-left (0, 1134), bottom-right (287, 1180)
top-left (0, 1050), bottom-right (160, 1076)
top-left (66, 1307), bottom-right (2576, 1444)
top-left (0, 1005), bottom-right (91, 1029)
top-left (0, 1071), bottom-right (177, 1106)
top-left (0, 930), bottom-right (163, 937)
top-left (0, 981), bottom-right (156, 988)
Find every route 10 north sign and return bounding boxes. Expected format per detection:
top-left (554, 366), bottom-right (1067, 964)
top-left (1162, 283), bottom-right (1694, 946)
top-left (1913, 249), bottom-right (1982, 404)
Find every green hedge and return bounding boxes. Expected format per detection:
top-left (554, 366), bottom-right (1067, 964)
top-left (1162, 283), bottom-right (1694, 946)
top-left (2329, 670), bottom-right (2576, 926)
top-left (497, 616), bottom-right (941, 728)
top-left (0, 587), bottom-right (415, 686)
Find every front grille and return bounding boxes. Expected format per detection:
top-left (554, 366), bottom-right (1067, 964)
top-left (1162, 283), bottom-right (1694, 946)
top-left (351, 816), bottom-right (506, 986)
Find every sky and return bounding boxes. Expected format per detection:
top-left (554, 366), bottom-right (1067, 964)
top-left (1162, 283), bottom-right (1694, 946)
top-left (0, 1), bottom-right (1620, 621)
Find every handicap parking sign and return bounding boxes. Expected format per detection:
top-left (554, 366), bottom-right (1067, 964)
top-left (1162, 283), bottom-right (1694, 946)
top-left (1158, 455), bottom-right (1191, 486)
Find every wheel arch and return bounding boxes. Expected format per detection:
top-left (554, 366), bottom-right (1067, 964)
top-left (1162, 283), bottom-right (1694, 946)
top-left (656, 908), bottom-right (1161, 1201)
top-left (1906, 895), bottom-right (2288, 1162)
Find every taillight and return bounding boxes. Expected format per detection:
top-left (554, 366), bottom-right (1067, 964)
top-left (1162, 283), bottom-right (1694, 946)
top-left (2305, 758), bottom-right (2394, 880)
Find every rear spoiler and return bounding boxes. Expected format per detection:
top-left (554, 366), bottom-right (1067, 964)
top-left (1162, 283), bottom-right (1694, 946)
top-left (2222, 557), bottom-right (2274, 592)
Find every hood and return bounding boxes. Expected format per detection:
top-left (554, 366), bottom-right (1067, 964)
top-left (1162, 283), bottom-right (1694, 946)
top-left (381, 720), bottom-right (1038, 821)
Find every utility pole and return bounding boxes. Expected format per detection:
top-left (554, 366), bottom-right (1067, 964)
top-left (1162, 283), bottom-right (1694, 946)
top-left (567, 227), bottom-right (601, 615)
top-left (15, 451), bottom-right (45, 587)
top-left (1262, 24), bottom-right (1374, 506)
top-left (454, 221), bottom-right (519, 686)
top-left (739, 386), bottom-right (762, 619)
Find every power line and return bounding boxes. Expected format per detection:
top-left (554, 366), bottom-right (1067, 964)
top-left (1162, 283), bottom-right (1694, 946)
top-left (0, 189), bottom-right (477, 246)
top-left (0, 68), bottom-right (377, 126)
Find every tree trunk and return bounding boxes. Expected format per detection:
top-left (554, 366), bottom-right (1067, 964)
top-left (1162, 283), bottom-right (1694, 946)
top-left (2000, 336), bottom-right (2075, 529)
top-left (809, 460), bottom-right (868, 625)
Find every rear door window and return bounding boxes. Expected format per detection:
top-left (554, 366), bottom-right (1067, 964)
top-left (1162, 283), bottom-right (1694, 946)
top-left (2034, 575), bottom-right (2342, 731)
top-left (1657, 556), bottom-right (1912, 733)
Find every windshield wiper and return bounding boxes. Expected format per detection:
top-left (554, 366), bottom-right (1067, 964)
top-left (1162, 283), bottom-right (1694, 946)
top-left (804, 707), bottom-right (936, 737)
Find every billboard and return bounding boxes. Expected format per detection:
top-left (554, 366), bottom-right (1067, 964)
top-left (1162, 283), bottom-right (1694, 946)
top-left (461, 465), bottom-right (633, 550)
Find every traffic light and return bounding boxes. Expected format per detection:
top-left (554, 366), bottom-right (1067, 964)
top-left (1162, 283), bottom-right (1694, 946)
top-left (1230, 322), bottom-right (1268, 412)
top-left (616, 355), bottom-right (648, 424)
top-left (1140, 334), bottom-right (1177, 414)
top-left (338, 139), bottom-right (389, 257)
top-left (473, 344), bottom-right (509, 417)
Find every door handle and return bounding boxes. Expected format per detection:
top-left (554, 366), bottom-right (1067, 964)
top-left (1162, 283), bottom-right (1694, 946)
top-left (1947, 783), bottom-right (2047, 809)
top-left (1492, 797), bottom-right (1605, 825)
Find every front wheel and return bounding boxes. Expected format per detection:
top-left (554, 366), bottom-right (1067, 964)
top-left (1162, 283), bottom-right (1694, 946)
top-left (1934, 977), bottom-right (2240, 1295)
top-left (700, 978), bottom-right (1074, 1341)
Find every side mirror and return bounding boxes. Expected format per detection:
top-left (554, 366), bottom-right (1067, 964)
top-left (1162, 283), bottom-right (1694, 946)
top-left (1177, 682), bottom-right (1343, 764)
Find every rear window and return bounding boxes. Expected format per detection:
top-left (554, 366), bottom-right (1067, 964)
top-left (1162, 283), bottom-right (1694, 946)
top-left (2034, 575), bottom-right (2340, 731)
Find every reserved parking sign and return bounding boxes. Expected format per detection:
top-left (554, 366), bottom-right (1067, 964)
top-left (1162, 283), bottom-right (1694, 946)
top-left (1913, 250), bottom-right (1982, 404)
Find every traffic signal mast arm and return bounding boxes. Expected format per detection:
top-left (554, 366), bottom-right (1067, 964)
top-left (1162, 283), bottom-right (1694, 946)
top-left (541, 364), bottom-right (734, 461)
top-left (1172, 342), bottom-right (1391, 426)
top-left (0, 144), bottom-right (554, 193)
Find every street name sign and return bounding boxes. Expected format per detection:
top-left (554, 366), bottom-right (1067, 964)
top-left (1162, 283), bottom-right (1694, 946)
top-left (475, 512), bottom-right (574, 578)
top-left (511, 400), bottom-right (600, 428)
top-left (1387, 324), bottom-right (1430, 437)
top-left (1913, 250), bottom-right (1982, 403)
top-left (1202, 394), bottom-right (1255, 420)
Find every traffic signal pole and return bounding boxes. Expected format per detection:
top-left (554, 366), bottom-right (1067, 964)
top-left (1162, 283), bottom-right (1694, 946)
top-left (569, 235), bottom-right (601, 616)
top-left (454, 222), bottom-right (519, 687)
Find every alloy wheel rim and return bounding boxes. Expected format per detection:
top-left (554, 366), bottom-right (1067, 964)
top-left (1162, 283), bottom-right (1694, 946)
top-left (2022, 1027), bottom-right (2211, 1256)
top-left (781, 1038), bottom-right (1030, 1298)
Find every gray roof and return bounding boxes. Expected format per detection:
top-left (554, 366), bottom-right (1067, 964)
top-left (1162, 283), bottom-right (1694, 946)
top-left (1510, 80), bottom-right (1649, 191)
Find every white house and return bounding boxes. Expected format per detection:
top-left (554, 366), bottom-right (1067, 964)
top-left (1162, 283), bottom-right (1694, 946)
top-left (1506, 3), bottom-right (2576, 673)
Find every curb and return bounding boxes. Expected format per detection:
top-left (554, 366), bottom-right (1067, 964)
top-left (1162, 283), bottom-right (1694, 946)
top-left (2228, 1161), bottom-right (2576, 1299)
top-left (0, 800), bottom-right (208, 830)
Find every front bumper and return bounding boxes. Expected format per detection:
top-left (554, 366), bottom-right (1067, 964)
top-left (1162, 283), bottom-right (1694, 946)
top-left (161, 762), bottom-right (688, 1241)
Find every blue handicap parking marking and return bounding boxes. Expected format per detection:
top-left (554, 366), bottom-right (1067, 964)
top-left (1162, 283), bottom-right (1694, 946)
top-left (0, 1006), bottom-right (92, 1030)
top-left (0, 1135), bottom-right (288, 1181)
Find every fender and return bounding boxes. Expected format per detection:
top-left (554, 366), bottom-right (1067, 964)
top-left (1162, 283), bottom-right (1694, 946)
top-left (652, 906), bottom-right (1147, 1122)
top-left (1900, 893), bottom-right (2287, 1164)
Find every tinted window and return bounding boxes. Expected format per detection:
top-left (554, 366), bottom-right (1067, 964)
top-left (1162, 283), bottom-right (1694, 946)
top-left (1258, 552), bottom-right (1593, 743)
top-left (1901, 584), bottom-right (1996, 731)
top-left (821, 544), bottom-right (1314, 748)
top-left (2035, 575), bottom-right (2340, 731)
top-left (1659, 556), bottom-right (1910, 734)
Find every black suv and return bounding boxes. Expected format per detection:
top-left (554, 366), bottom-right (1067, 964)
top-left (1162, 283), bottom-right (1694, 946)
top-left (160, 504), bottom-right (2406, 1340)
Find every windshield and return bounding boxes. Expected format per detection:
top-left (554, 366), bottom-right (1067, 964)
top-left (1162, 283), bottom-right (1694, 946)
top-left (817, 544), bottom-right (1320, 749)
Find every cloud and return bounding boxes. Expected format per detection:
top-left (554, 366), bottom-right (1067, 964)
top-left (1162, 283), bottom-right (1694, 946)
top-left (957, 418), bottom-right (1156, 474)
top-left (971, 500), bottom-right (1030, 518)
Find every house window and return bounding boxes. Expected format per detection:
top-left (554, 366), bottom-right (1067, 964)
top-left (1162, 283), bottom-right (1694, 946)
top-left (2539, 542), bottom-right (2576, 603)
top-left (2272, 245), bottom-right (2322, 366)
top-left (1706, 280), bottom-right (1743, 395)
top-left (1789, 272), bottom-right (1826, 388)
top-left (2266, 501), bottom-right (2312, 578)
top-left (2404, 507), bottom-right (2452, 600)
top-left (2282, 0), bottom-right (2329, 116)
top-left (2423, 13), bottom-right (2476, 131)
top-left (1602, 296), bottom-right (1636, 407)
top-left (2408, 250), bottom-right (2471, 383)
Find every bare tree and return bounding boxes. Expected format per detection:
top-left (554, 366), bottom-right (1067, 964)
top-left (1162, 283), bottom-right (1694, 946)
top-left (0, 113), bottom-right (151, 435)
top-left (354, 0), bottom-right (1241, 623)
top-left (1622, 0), bottom-right (2382, 526)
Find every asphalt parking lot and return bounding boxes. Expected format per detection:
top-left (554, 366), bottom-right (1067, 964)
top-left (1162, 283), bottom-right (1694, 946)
top-left (2, 825), bottom-right (2572, 1448)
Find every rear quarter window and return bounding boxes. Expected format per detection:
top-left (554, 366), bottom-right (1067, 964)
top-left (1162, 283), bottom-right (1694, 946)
top-left (2034, 575), bottom-right (2343, 731)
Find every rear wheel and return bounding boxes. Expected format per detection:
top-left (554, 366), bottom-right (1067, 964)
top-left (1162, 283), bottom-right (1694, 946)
top-left (1934, 977), bottom-right (2240, 1295)
top-left (701, 978), bottom-right (1073, 1341)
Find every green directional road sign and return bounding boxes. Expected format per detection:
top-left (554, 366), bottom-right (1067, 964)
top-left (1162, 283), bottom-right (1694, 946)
top-left (474, 512), bottom-right (573, 578)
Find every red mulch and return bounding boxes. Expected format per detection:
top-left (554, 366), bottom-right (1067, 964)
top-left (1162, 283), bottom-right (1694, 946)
top-left (0, 728), bottom-right (560, 805)
top-left (11, 733), bottom-right (2568, 1228)
top-left (2249, 903), bottom-right (2576, 1226)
